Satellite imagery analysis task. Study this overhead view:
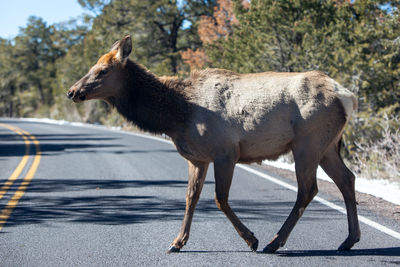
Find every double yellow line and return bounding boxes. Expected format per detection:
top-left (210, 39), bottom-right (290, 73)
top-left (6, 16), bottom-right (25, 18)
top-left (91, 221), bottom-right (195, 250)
top-left (0, 123), bottom-right (41, 231)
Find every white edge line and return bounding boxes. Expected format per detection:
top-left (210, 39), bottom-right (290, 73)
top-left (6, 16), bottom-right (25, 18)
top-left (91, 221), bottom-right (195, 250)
top-left (14, 118), bottom-right (400, 241)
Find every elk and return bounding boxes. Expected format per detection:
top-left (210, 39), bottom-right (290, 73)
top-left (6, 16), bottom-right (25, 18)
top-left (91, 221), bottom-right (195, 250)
top-left (68, 35), bottom-right (360, 253)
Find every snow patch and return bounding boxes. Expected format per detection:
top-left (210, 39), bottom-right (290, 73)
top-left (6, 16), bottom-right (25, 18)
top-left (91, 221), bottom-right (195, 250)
top-left (21, 117), bottom-right (122, 131)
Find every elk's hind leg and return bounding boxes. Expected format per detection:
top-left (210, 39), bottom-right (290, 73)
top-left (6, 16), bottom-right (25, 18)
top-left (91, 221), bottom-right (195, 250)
top-left (168, 160), bottom-right (209, 253)
top-left (320, 143), bottom-right (360, 251)
top-left (263, 148), bottom-right (319, 253)
top-left (214, 156), bottom-right (259, 251)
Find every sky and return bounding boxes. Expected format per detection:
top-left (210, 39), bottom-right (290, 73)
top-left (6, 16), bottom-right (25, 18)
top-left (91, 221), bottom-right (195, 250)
top-left (0, 0), bottom-right (87, 39)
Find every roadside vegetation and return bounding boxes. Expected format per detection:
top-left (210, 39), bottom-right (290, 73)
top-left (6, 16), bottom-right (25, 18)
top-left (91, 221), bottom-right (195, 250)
top-left (0, 0), bottom-right (399, 181)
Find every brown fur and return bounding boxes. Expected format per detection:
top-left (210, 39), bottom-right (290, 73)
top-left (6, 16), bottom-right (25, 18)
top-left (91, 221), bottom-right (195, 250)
top-left (68, 36), bottom-right (360, 253)
top-left (97, 50), bottom-right (118, 65)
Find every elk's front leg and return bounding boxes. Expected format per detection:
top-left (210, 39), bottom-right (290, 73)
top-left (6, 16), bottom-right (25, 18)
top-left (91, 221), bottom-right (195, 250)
top-left (168, 160), bottom-right (209, 253)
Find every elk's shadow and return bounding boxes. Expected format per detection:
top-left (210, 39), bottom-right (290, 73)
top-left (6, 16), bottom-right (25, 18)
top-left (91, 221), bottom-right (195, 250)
top-left (275, 247), bottom-right (400, 257)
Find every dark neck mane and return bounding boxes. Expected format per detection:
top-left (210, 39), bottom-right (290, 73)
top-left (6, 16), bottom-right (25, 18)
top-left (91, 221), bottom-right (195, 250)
top-left (107, 60), bottom-right (192, 135)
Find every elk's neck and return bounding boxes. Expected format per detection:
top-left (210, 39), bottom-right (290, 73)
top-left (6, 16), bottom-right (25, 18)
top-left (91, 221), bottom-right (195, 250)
top-left (107, 60), bottom-right (191, 135)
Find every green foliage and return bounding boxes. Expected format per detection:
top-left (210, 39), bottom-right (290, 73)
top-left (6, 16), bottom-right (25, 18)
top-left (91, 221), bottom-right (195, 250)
top-left (78, 0), bottom-right (110, 15)
top-left (77, 0), bottom-right (215, 75)
top-left (207, 0), bottom-right (348, 72)
top-left (0, 38), bottom-right (17, 117)
top-left (0, 17), bottom-right (68, 117)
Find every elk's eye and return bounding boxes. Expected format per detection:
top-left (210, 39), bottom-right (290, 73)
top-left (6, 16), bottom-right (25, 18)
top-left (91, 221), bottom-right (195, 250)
top-left (99, 69), bottom-right (108, 76)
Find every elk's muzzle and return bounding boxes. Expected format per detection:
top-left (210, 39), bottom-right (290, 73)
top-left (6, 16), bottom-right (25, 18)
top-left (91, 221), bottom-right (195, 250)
top-left (67, 86), bottom-right (86, 102)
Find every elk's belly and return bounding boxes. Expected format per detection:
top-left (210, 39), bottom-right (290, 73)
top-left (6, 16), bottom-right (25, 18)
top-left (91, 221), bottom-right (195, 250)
top-left (237, 132), bottom-right (293, 164)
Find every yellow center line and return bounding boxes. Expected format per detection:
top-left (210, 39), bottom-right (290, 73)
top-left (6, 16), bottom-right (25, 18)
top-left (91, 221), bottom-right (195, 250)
top-left (0, 123), bottom-right (41, 231)
top-left (0, 126), bottom-right (31, 199)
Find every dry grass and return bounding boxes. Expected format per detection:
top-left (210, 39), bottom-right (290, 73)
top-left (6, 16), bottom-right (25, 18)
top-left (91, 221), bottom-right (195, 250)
top-left (350, 114), bottom-right (400, 181)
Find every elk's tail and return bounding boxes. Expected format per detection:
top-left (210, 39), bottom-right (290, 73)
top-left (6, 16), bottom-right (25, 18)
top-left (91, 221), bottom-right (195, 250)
top-left (331, 79), bottom-right (358, 123)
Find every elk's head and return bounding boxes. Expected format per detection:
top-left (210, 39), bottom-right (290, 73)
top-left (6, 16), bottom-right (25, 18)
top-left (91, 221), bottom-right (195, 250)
top-left (67, 35), bottom-right (132, 103)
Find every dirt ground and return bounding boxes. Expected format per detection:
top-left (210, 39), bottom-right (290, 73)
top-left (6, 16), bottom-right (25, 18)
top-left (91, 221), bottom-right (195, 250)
top-left (258, 163), bottom-right (400, 222)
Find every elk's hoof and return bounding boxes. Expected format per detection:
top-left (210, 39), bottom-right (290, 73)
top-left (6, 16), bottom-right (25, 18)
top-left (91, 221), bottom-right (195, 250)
top-left (167, 245), bottom-right (181, 253)
top-left (338, 243), bottom-right (350, 251)
top-left (250, 239), bottom-right (259, 252)
top-left (338, 236), bottom-right (359, 251)
top-left (262, 244), bottom-right (278, 254)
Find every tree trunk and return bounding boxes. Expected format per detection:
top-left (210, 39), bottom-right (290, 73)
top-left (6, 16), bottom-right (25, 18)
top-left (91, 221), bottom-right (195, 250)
top-left (9, 101), bottom-right (13, 117)
top-left (169, 16), bottom-right (183, 74)
top-left (9, 84), bottom-right (15, 117)
top-left (38, 82), bottom-right (45, 104)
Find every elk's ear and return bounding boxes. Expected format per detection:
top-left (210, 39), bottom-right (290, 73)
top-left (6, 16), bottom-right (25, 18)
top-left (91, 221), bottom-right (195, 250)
top-left (116, 35), bottom-right (132, 62)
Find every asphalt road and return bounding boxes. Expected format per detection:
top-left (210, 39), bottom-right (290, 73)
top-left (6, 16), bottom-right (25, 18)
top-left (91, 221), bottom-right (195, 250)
top-left (0, 118), bottom-right (399, 266)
